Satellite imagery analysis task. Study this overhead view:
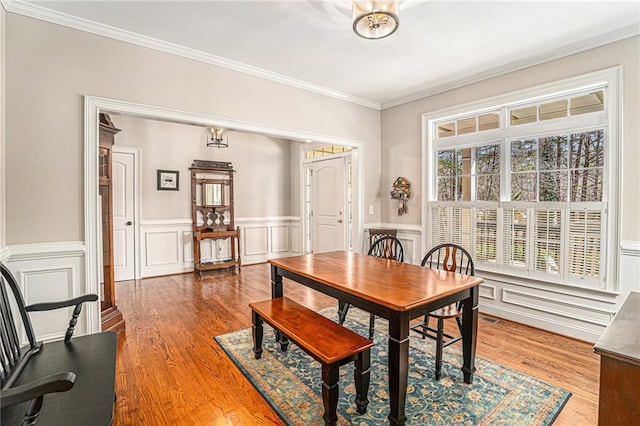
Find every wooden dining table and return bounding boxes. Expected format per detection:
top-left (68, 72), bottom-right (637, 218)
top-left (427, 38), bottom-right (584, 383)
top-left (268, 251), bottom-right (484, 425)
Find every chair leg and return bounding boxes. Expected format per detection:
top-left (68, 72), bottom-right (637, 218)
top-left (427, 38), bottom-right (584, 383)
top-left (321, 363), bottom-right (339, 425)
top-left (435, 318), bottom-right (444, 380)
top-left (338, 302), bottom-right (351, 325)
top-left (368, 314), bottom-right (375, 340)
top-left (354, 349), bottom-right (371, 415)
top-left (420, 315), bottom-right (429, 339)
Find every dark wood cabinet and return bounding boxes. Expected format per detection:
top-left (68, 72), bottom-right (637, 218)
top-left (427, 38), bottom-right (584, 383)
top-left (98, 113), bottom-right (125, 332)
top-left (190, 160), bottom-right (241, 274)
top-left (593, 291), bottom-right (640, 425)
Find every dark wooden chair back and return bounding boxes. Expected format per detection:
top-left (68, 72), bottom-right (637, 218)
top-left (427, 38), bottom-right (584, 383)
top-left (414, 244), bottom-right (475, 379)
top-left (368, 228), bottom-right (397, 248)
top-left (368, 235), bottom-right (404, 262)
top-left (0, 262), bottom-right (40, 390)
top-left (421, 243), bottom-right (474, 276)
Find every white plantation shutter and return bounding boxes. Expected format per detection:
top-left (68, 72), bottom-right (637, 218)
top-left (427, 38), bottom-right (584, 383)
top-left (568, 207), bottom-right (602, 283)
top-left (501, 206), bottom-right (528, 269)
top-left (452, 206), bottom-right (473, 252)
top-left (476, 207), bottom-right (498, 263)
top-left (533, 208), bottom-right (563, 275)
top-left (430, 206), bottom-right (449, 247)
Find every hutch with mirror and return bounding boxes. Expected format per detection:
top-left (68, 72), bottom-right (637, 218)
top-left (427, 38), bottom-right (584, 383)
top-left (190, 160), bottom-right (241, 274)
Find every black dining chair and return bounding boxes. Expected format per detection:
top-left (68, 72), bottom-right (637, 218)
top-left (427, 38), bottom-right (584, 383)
top-left (411, 243), bottom-right (475, 380)
top-left (338, 236), bottom-right (404, 340)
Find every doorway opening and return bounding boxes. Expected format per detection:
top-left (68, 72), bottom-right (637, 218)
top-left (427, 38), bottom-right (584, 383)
top-left (303, 146), bottom-right (353, 254)
top-left (84, 96), bottom-right (364, 333)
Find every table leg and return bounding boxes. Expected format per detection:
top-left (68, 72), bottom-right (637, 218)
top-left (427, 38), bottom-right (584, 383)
top-left (461, 285), bottom-right (479, 384)
top-left (387, 315), bottom-right (409, 425)
top-left (270, 264), bottom-right (288, 348)
top-left (270, 264), bottom-right (283, 298)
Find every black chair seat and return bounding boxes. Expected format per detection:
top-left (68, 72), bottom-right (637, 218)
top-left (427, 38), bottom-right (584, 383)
top-left (428, 303), bottom-right (462, 319)
top-left (1, 332), bottom-right (117, 425)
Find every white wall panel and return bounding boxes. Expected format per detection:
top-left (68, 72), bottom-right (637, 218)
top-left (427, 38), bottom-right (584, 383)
top-left (271, 226), bottom-right (289, 253)
top-left (244, 226), bottom-right (268, 256)
top-left (145, 231), bottom-right (179, 266)
top-left (479, 284), bottom-right (496, 300)
top-left (22, 267), bottom-right (74, 341)
top-left (4, 243), bottom-right (89, 342)
top-left (291, 225), bottom-right (301, 253)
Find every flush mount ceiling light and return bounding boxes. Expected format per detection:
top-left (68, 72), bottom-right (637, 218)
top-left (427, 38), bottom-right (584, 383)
top-left (352, 0), bottom-right (399, 40)
top-left (207, 127), bottom-right (229, 148)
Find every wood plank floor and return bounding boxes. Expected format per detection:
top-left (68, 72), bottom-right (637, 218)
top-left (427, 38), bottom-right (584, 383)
top-left (113, 263), bottom-right (600, 425)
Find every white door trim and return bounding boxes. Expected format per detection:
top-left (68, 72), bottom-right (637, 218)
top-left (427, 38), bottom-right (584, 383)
top-left (112, 146), bottom-right (141, 280)
top-left (84, 95), bottom-right (363, 333)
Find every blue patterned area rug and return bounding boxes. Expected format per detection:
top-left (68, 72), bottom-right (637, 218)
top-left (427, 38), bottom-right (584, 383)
top-left (215, 307), bottom-right (570, 425)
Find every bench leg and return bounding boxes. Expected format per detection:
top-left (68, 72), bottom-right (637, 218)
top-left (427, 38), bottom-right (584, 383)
top-left (252, 311), bottom-right (263, 360)
top-left (354, 349), bottom-right (371, 414)
top-left (274, 330), bottom-right (289, 352)
top-left (321, 363), bottom-right (339, 426)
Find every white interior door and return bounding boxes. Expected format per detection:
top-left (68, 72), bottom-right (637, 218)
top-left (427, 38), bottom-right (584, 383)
top-left (312, 156), bottom-right (345, 253)
top-left (112, 150), bottom-right (135, 281)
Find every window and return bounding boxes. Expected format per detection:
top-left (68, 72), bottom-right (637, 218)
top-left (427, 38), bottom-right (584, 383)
top-left (424, 70), bottom-right (620, 291)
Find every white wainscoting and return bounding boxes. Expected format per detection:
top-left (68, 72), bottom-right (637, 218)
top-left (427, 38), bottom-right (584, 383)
top-left (4, 242), bottom-right (90, 343)
top-left (4, 232), bottom-right (639, 343)
top-left (140, 217), bottom-right (301, 278)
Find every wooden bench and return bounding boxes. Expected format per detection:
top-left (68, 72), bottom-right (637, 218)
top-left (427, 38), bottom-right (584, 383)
top-left (1, 262), bottom-right (118, 425)
top-left (249, 297), bottom-right (373, 425)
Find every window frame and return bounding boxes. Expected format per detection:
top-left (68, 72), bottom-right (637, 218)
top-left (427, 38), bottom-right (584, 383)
top-left (421, 67), bottom-right (622, 293)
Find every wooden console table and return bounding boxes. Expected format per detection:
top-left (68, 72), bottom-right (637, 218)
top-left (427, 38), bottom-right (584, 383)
top-left (593, 291), bottom-right (640, 425)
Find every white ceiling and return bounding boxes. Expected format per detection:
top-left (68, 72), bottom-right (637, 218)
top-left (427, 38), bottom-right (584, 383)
top-left (8, 0), bottom-right (640, 109)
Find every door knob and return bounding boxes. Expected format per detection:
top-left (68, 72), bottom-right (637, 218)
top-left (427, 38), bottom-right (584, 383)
top-left (126, 221), bottom-right (133, 226)
top-left (337, 219), bottom-right (343, 224)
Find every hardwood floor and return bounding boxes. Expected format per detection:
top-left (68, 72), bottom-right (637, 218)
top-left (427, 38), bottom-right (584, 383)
top-left (113, 263), bottom-right (599, 425)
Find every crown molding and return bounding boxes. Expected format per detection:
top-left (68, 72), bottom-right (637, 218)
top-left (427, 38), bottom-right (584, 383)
top-left (3, 0), bottom-right (381, 110)
top-left (382, 24), bottom-right (640, 110)
top-left (4, 0), bottom-right (638, 112)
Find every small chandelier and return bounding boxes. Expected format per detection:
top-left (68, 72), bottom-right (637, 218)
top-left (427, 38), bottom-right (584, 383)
top-left (352, 0), bottom-right (399, 40)
top-left (207, 127), bottom-right (229, 148)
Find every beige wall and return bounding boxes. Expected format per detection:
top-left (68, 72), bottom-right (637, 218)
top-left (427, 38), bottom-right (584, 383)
top-left (4, 13), bottom-right (380, 244)
top-left (381, 36), bottom-right (640, 240)
top-left (111, 114), bottom-right (295, 220)
top-left (0, 6), bottom-right (5, 249)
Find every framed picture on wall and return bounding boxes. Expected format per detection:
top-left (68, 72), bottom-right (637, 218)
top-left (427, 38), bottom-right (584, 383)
top-left (157, 170), bottom-right (179, 191)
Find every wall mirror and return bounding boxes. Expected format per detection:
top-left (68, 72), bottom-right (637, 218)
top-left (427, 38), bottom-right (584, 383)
top-left (203, 182), bottom-right (223, 206)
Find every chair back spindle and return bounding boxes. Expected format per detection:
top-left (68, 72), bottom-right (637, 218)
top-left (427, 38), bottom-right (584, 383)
top-left (421, 244), bottom-right (474, 276)
top-left (1, 262), bottom-right (40, 390)
top-left (368, 228), bottom-right (397, 250)
top-left (367, 236), bottom-right (404, 262)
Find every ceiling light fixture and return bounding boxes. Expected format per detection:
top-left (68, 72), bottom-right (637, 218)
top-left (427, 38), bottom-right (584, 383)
top-left (207, 127), bottom-right (229, 148)
top-left (352, 0), bottom-right (399, 40)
